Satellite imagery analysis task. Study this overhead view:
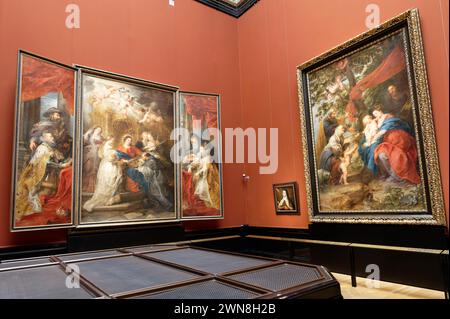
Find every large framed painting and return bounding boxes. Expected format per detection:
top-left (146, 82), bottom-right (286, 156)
top-left (11, 51), bottom-right (77, 231)
top-left (297, 9), bottom-right (446, 225)
top-left (179, 92), bottom-right (224, 220)
top-left (75, 66), bottom-right (179, 227)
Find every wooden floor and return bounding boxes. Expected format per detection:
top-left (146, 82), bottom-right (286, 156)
top-left (332, 273), bottom-right (446, 299)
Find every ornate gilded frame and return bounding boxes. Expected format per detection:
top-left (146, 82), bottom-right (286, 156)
top-left (296, 9), bottom-right (446, 225)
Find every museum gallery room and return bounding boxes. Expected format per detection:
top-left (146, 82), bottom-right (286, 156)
top-left (0, 0), bottom-right (448, 305)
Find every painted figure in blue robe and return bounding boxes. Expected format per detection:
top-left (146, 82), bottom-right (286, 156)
top-left (358, 108), bottom-right (414, 177)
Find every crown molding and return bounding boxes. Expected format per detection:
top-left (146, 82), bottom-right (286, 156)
top-left (195, 0), bottom-right (259, 18)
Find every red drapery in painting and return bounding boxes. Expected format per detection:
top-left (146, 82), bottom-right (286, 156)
top-left (346, 44), bottom-right (406, 120)
top-left (375, 130), bottom-right (420, 184)
top-left (182, 171), bottom-right (220, 216)
top-left (183, 95), bottom-right (218, 130)
top-left (21, 55), bottom-right (75, 115)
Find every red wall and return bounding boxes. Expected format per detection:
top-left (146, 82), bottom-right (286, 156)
top-left (0, 0), bottom-right (246, 248)
top-left (237, 0), bottom-right (449, 229)
top-left (0, 0), bottom-right (448, 248)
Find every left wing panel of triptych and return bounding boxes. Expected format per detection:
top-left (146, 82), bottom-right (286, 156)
top-left (11, 51), bottom-right (78, 231)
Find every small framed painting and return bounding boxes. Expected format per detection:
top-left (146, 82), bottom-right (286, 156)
top-left (273, 182), bottom-right (299, 215)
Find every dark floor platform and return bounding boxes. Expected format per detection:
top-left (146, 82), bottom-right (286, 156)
top-left (0, 244), bottom-right (342, 299)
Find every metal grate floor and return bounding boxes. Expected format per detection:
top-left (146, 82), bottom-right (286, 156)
top-left (76, 255), bottom-right (199, 294)
top-left (0, 265), bottom-right (94, 299)
top-left (146, 248), bottom-right (271, 274)
top-left (228, 263), bottom-right (322, 292)
top-left (133, 279), bottom-right (260, 299)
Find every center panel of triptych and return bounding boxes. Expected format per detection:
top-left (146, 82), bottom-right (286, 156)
top-left (77, 72), bottom-right (177, 226)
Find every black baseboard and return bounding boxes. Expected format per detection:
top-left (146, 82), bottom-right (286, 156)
top-left (241, 225), bottom-right (311, 238)
top-left (0, 243), bottom-right (67, 262)
top-left (184, 226), bottom-right (243, 241)
top-left (66, 223), bottom-right (186, 252)
top-left (308, 223), bottom-right (449, 249)
top-left (242, 224), bottom-right (448, 249)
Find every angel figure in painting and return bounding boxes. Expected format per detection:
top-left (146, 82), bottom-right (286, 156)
top-left (139, 102), bottom-right (164, 125)
top-left (338, 143), bottom-right (358, 185)
top-left (115, 89), bottom-right (136, 119)
top-left (277, 190), bottom-right (293, 210)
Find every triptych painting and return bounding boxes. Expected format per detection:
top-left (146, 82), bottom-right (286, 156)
top-left (11, 52), bottom-right (223, 231)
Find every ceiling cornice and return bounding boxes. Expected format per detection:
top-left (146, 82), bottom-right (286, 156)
top-left (195, 0), bottom-right (259, 18)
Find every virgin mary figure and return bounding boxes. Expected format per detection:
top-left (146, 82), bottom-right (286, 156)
top-left (358, 107), bottom-right (420, 184)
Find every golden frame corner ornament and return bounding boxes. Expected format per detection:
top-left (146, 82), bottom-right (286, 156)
top-left (296, 9), bottom-right (446, 226)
